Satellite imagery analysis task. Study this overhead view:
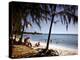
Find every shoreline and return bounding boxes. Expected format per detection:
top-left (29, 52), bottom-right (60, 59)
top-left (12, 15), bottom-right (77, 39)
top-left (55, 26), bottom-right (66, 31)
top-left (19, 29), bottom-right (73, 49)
top-left (31, 40), bottom-right (78, 56)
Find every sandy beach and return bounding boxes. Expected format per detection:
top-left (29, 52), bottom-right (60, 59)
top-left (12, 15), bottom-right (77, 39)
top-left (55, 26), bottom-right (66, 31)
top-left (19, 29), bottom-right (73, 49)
top-left (31, 41), bottom-right (78, 56)
top-left (11, 40), bottom-right (78, 58)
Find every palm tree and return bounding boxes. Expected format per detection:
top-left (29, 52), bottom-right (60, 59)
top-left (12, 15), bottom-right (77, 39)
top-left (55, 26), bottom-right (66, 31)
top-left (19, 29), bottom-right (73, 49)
top-left (10, 2), bottom-right (51, 44)
top-left (45, 5), bottom-right (78, 50)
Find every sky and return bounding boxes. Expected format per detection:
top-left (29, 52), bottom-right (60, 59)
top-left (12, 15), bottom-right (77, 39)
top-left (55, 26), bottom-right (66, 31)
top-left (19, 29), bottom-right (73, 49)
top-left (24, 16), bottom-right (78, 34)
top-left (23, 5), bottom-right (78, 34)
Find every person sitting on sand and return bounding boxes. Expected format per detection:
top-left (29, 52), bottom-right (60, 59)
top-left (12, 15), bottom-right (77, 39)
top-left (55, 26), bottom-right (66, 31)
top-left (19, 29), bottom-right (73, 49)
top-left (35, 42), bottom-right (40, 47)
top-left (24, 37), bottom-right (32, 47)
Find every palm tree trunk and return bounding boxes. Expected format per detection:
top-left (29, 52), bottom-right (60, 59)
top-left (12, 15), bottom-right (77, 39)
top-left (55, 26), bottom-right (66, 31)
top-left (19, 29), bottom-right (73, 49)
top-left (19, 18), bottom-right (25, 44)
top-left (19, 27), bottom-right (24, 44)
top-left (45, 15), bottom-right (54, 50)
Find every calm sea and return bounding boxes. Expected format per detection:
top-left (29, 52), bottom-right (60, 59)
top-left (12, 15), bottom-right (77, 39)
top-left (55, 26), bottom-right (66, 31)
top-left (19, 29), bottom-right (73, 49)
top-left (23, 34), bottom-right (78, 49)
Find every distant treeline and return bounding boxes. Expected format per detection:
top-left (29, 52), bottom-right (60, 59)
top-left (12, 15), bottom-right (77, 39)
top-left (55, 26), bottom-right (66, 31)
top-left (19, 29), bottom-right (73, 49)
top-left (22, 32), bottom-right (42, 34)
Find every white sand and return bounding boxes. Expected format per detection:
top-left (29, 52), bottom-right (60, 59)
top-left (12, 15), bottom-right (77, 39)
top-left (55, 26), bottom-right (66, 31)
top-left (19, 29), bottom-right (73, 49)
top-left (31, 41), bottom-right (78, 56)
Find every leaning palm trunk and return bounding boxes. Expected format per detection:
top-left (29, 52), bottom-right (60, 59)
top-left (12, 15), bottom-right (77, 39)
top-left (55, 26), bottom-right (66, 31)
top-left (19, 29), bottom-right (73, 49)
top-left (45, 14), bottom-right (54, 50)
top-left (45, 5), bottom-right (56, 50)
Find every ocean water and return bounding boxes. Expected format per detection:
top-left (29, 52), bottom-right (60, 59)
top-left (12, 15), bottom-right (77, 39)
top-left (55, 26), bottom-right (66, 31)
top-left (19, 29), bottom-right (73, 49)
top-left (23, 34), bottom-right (78, 49)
